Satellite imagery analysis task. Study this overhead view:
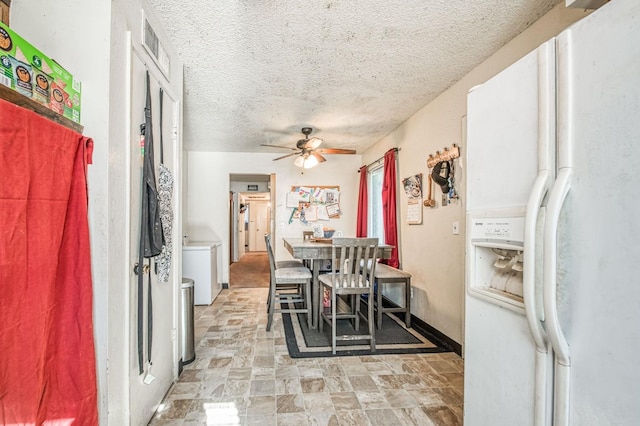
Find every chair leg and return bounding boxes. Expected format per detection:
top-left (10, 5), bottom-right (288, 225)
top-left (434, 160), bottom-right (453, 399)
top-left (405, 278), bottom-right (411, 329)
top-left (266, 280), bottom-right (276, 331)
top-left (353, 294), bottom-right (360, 331)
top-left (377, 280), bottom-right (383, 329)
top-left (266, 276), bottom-right (272, 309)
top-left (305, 279), bottom-right (312, 329)
top-left (319, 283), bottom-right (324, 333)
top-left (331, 289), bottom-right (337, 355)
top-left (368, 290), bottom-right (376, 352)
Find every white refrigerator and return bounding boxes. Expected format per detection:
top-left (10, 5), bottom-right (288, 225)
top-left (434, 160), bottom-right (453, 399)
top-left (464, 1), bottom-right (640, 425)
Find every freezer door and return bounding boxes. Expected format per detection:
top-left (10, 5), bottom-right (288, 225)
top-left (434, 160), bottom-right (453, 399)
top-left (551, 0), bottom-right (640, 424)
top-left (466, 46), bottom-right (551, 212)
top-left (464, 39), bottom-right (556, 426)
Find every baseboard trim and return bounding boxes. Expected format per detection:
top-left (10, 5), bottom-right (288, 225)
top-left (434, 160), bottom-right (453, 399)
top-left (381, 296), bottom-right (462, 356)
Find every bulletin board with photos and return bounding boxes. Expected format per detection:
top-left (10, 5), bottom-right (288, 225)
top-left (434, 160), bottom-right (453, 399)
top-left (286, 185), bottom-right (341, 225)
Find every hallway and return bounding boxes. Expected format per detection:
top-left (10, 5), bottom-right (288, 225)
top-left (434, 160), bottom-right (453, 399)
top-left (229, 252), bottom-right (270, 289)
top-left (149, 287), bottom-right (463, 425)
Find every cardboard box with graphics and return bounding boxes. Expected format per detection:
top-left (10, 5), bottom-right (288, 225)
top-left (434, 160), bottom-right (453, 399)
top-left (0, 21), bottom-right (81, 122)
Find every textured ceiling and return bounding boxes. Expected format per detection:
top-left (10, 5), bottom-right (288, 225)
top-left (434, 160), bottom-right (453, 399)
top-left (148, 0), bottom-right (560, 154)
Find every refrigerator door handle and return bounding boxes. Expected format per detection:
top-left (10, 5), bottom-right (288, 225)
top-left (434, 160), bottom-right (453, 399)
top-left (525, 170), bottom-right (552, 426)
top-left (527, 39), bottom-right (556, 426)
top-left (524, 170), bottom-right (549, 350)
top-left (530, 39), bottom-right (557, 350)
top-left (544, 166), bottom-right (572, 426)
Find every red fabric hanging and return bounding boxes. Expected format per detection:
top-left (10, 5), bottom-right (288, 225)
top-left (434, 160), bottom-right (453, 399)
top-left (356, 165), bottom-right (368, 237)
top-left (381, 149), bottom-right (399, 268)
top-left (0, 98), bottom-right (98, 425)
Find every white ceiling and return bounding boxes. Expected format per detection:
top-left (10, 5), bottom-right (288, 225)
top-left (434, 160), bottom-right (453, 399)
top-left (148, 0), bottom-right (560, 155)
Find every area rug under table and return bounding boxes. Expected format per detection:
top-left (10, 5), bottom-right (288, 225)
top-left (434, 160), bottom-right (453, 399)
top-left (281, 301), bottom-right (450, 358)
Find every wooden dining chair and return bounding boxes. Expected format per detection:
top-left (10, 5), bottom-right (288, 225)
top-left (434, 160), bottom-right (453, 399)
top-left (318, 237), bottom-right (378, 354)
top-left (264, 235), bottom-right (304, 308)
top-left (264, 233), bottom-right (302, 268)
top-left (265, 234), bottom-right (312, 331)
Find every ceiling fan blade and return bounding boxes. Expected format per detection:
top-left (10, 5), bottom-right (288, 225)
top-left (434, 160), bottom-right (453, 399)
top-left (273, 152), bottom-right (300, 161)
top-left (304, 137), bottom-right (323, 150)
top-left (315, 148), bottom-right (357, 155)
top-left (260, 144), bottom-right (298, 151)
top-left (311, 151), bottom-right (327, 163)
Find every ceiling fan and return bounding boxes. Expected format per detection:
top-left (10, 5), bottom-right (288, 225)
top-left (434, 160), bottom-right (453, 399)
top-left (261, 127), bottom-right (356, 168)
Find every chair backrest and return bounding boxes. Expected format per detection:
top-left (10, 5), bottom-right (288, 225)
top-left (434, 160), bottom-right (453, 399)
top-left (264, 234), bottom-right (277, 275)
top-left (330, 237), bottom-right (378, 289)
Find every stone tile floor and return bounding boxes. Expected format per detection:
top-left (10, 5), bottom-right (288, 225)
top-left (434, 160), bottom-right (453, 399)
top-left (149, 287), bottom-right (463, 425)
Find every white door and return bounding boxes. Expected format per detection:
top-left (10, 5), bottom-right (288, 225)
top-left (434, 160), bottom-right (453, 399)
top-left (255, 201), bottom-right (269, 251)
top-left (464, 42), bottom-right (554, 426)
top-left (248, 200), bottom-right (269, 251)
top-left (269, 174), bottom-right (276, 245)
top-left (127, 34), bottom-right (181, 425)
top-left (551, 1), bottom-right (640, 424)
top-left (231, 192), bottom-right (238, 262)
top-left (238, 199), bottom-right (246, 258)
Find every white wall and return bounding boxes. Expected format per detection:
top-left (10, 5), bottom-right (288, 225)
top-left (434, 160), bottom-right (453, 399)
top-left (230, 180), bottom-right (269, 193)
top-left (10, 1), bottom-right (183, 424)
top-left (10, 1), bottom-right (113, 423)
top-left (361, 3), bottom-right (589, 346)
top-left (187, 152), bottom-right (362, 283)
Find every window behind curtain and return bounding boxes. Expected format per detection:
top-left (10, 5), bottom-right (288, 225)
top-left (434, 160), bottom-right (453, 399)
top-left (368, 165), bottom-right (385, 244)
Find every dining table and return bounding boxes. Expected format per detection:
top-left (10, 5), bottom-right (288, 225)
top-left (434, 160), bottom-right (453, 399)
top-left (282, 238), bottom-right (393, 329)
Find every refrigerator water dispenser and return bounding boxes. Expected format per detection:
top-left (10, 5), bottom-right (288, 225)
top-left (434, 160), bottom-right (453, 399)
top-left (467, 211), bottom-right (526, 313)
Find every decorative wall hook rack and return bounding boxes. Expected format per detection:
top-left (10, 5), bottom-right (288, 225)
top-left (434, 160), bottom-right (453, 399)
top-left (427, 144), bottom-right (460, 168)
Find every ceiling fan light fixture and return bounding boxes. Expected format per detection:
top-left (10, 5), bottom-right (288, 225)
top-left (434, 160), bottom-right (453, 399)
top-left (304, 155), bottom-right (319, 168)
top-left (294, 154), bottom-right (319, 169)
top-left (262, 127), bottom-right (355, 167)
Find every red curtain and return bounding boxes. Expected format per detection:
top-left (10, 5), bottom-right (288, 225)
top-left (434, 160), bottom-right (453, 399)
top-left (356, 165), bottom-right (368, 237)
top-left (382, 149), bottom-right (399, 267)
top-left (0, 98), bottom-right (98, 425)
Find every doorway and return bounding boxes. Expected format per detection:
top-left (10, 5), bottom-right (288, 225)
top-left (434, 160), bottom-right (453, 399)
top-left (229, 174), bottom-right (273, 288)
top-left (229, 174), bottom-right (273, 261)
